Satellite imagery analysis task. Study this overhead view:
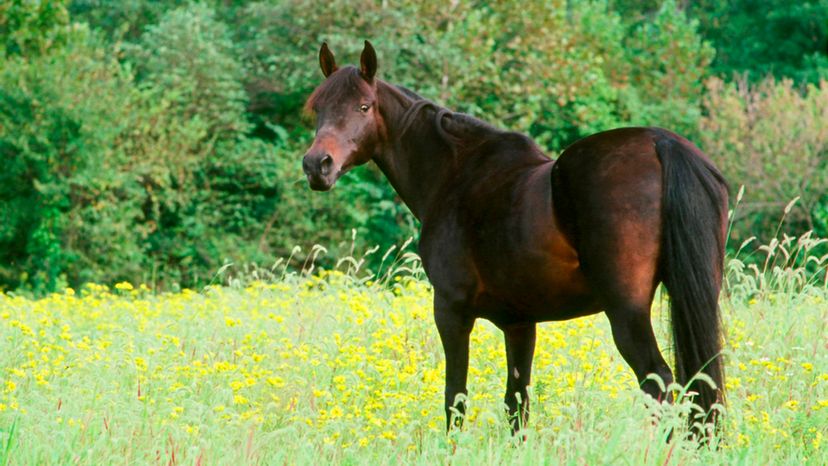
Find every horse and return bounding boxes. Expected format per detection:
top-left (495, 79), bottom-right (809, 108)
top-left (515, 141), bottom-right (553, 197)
top-left (301, 40), bottom-right (728, 438)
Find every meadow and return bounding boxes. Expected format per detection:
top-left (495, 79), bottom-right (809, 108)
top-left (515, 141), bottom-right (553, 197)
top-left (0, 237), bottom-right (826, 465)
top-left (2, 2), bottom-right (826, 464)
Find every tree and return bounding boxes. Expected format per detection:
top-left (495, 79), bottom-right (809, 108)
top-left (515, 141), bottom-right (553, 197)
top-left (1, 0), bottom-right (69, 57)
top-left (0, 27), bottom-right (144, 291)
top-left (689, 0), bottom-right (828, 83)
top-left (129, 2), bottom-right (249, 138)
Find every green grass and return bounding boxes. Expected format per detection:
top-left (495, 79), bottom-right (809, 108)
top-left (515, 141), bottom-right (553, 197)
top-left (0, 248), bottom-right (826, 464)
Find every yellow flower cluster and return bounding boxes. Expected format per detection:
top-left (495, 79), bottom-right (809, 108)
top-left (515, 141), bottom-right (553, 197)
top-left (0, 273), bottom-right (825, 462)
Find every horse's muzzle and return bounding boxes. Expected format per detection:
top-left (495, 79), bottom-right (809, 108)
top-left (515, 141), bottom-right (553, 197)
top-left (302, 153), bottom-right (335, 191)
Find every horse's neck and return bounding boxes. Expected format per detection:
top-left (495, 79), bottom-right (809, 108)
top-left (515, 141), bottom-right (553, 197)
top-left (373, 83), bottom-right (458, 221)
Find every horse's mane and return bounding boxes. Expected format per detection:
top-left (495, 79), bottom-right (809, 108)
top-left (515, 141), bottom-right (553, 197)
top-left (393, 84), bottom-right (424, 101)
top-left (391, 84), bottom-right (502, 154)
top-left (304, 66), bottom-right (503, 154)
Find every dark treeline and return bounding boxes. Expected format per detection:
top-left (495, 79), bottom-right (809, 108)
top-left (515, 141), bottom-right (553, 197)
top-left (1, 0), bottom-right (827, 292)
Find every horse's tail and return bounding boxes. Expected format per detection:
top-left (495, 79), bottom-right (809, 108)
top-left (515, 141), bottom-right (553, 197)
top-left (655, 130), bottom-right (728, 428)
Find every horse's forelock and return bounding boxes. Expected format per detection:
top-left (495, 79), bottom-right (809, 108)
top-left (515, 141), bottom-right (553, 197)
top-left (303, 66), bottom-right (368, 115)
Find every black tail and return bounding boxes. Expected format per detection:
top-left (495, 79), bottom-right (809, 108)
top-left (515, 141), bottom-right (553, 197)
top-left (655, 131), bottom-right (728, 430)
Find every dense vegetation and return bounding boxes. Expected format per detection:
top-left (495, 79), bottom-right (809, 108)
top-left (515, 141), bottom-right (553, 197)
top-left (1, 0), bottom-right (827, 292)
top-left (0, 239), bottom-right (825, 463)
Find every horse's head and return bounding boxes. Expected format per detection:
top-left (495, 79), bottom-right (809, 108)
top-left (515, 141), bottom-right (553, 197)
top-left (302, 41), bottom-right (382, 191)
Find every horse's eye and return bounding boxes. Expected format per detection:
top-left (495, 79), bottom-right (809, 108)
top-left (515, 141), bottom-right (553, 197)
top-left (359, 104), bottom-right (370, 113)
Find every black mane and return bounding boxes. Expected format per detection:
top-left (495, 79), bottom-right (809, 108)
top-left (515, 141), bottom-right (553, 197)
top-left (306, 68), bottom-right (508, 155)
top-left (394, 84), bottom-right (424, 101)
top-left (389, 84), bottom-right (503, 155)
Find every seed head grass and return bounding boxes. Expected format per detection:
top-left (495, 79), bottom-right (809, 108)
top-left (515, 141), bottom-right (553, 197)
top-left (0, 246), bottom-right (825, 464)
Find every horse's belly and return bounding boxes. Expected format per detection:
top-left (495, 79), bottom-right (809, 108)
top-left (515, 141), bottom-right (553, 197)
top-left (472, 255), bottom-right (601, 325)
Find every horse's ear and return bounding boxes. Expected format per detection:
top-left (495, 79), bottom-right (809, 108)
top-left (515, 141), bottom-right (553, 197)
top-left (359, 40), bottom-right (377, 81)
top-left (319, 42), bottom-right (338, 78)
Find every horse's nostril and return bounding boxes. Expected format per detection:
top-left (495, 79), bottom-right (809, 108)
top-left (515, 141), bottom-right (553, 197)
top-left (319, 154), bottom-right (333, 176)
top-left (302, 156), bottom-right (313, 175)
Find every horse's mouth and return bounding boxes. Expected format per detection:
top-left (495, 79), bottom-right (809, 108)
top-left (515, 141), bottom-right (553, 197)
top-left (306, 162), bottom-right (356, 191)
top-left (307, 173), bottom-right (334, 191)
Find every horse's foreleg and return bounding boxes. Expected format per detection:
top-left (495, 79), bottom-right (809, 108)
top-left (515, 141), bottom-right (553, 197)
top-left (503, 322), bottom-right (536, 433)
top-left (434, 297), bottom-right (474, 431)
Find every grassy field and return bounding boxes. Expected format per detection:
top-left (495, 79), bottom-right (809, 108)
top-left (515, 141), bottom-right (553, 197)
top-left (0, 253), bottom-right (826, 464)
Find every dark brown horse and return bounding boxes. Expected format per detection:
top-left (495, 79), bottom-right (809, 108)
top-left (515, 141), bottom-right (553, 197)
top-left (302, 41), bottom-right (727, 437)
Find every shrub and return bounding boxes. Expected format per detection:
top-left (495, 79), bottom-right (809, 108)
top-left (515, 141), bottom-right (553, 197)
top-left (127, 2), bottom-right (249, 138)
top-left (0, 26), bottom-right (144, 291)
top-left (0, 0), bottom-right (70, 57)
top-left (68, 0), bottom-right (187, 40)
top-left (9, 0), bottom-right (822, 293)
top-left (689, 0), bottom-right (828, 83)
top-left (700, 77), bottom-right (828, 240)
top-left (619, 0), bottom-right (714, 138)
top-left (237, 0), bottom-right (711, 149)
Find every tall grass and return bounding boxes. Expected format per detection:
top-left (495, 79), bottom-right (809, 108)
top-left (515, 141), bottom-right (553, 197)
top-left (725, 191), bottom-right (828, 303)
top-left (0, 226), bottom-right (825, 464)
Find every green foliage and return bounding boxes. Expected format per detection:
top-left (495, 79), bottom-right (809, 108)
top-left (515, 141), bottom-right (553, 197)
top-left (689, 0), bottom-right (828, 83)
top-left (0, 0), bottom-right (69, 57)
top-left (68, 0), bottom-right (188, 40)
top-left (0, 20), bottom-right (261, 290)
top-left (0, 0), bottom-right (825, 291)
top-left (128, 2), bottom-right (249, 138)
top-left (236, 0), bottom-right (711, 149)
top-left (0, 26), bottom-right (142, 292)
top-left (620, 0), bottom-right (714, 137)
top-left (700, 77), bottom-right (828, 239)
top-left (0, 4), bottom-right (405, 292)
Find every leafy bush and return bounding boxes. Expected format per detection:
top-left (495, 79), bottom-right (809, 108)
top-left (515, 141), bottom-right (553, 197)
top-left (689, 0), bottom-right (828, 83)
top-left (237, 0), bottom-right (711, 149)
top-left (128, 2), bottom-right (249, 138)
top-left (619, 0), bottom-right (714, 138)
top-left (700, 77), bottom-right (828, 240)
top-left (1, 1), bottom-right (825, 292)
top-left (0, 26), bottom-right (143, 292)
top-left (0, 7), bottom-right (403, 292)
top-left (68, 0), bottom-right (187, 40)
top-left (0, 0), bottom-right (70, 57)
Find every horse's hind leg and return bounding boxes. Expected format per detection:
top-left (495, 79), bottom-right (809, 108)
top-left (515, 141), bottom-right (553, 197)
top-left (579, 230), bottom-right (674, 402)
top-left (562, 145), bottom-right (675, 402)
top-left (605, 305), bottom-right (673, 401)
top-left (502, 322), bottom-right (536, 432)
